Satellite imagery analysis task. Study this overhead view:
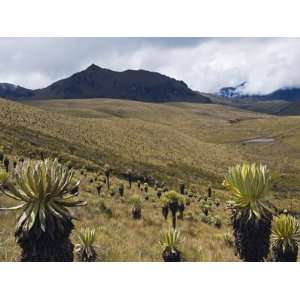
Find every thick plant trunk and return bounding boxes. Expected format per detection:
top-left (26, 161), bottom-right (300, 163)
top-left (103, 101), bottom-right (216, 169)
top-left (132, 207), bottom-right (141, 219)
top-left (178, 204), bottom-right (185, 220)
top-left (169, 201), bottom-right (178, 229)
top-left (232, 210), bottom-right (272, 262)
top-left (171, 212), bottom-right (177, 229)
top-left (79, 248), bottom-right (97, 262)
top-left (179, 184), bottom-right (185, 195)
top-left (162, 248), bottom-right (181, 262)
top-left (15, 217), bottom-right (75, 262)
top-left (162, 206), bottom-right (169, 220)
top-left (272, 245), bottom-right (298, 262)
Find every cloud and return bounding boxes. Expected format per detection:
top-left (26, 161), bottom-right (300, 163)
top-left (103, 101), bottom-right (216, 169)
top-left (0, 37), bottom-right (299, 94)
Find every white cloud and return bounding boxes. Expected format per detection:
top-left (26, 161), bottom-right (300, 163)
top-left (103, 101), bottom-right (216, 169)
top-left (0, 37), bottom-right (300, 94)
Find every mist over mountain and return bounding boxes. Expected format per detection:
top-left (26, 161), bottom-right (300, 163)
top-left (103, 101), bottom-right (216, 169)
top-left (218, 82), bottom-right (247, 98)
top-left (218, 82), bottom-right (300, 102)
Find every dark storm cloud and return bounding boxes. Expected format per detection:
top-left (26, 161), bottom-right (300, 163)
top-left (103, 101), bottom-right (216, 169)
top-left (0, 37), bottom-right (299, 94)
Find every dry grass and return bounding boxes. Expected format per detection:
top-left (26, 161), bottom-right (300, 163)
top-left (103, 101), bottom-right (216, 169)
top-left (1, 97), bottom-right (300, 261)
top-left (0, 170), bottom-right (239, 262)
top-left (23, 98), bottom-right (300, 191)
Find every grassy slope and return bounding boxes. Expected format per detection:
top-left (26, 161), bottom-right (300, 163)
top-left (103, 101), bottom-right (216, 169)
top-left (1, 97), bottom-right (300, 261)
top-left (24, 98), bottom-right (300, 190)
top-left (276, 101), bottom-right (300, 116)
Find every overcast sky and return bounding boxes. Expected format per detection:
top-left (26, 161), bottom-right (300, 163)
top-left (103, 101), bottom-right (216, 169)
top-left (0, 37), bottom-right (300, 94)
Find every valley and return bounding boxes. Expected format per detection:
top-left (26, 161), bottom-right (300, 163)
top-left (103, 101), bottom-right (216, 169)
top-left (2, 97), bottom-right (300, 191)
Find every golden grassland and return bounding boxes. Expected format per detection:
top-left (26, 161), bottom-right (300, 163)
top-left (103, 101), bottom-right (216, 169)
top-left (18, 98), bottom-right (300, 190)
top-left (1, 167), bottom-right (299, 262)
top-left (1, 97), bottom-right (300, 261)
top-left (0, 169), bottom-right (241, 262)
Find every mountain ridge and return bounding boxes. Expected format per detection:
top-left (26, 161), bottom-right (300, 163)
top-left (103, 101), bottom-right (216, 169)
top-left (218, 82), bottom-right (300, 102)
top-left (0, 64), bottom-right (211, 103)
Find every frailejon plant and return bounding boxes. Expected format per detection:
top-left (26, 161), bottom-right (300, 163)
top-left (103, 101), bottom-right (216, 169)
top-left (213, 215), bottom-right (222, 228)
top-left (126, 169), bottom-right (132, 189)
top-left (144, 182), bottom-right (148, 193)
top-left (161, 190), bottom-right (186, 229)
top-left (160, 228), bottom-right (183, 262)
top-left (179, 182), bottom-right (185, 195)
top-left (208, 186), bottom-right (212, 198)
top-left (223, 163), bottom-right (273, 262)
top-left (156, 188), bottom-right (162, 199)
top-left (118, 183), bottom-right (125, 197)
top-left (271, 214), bottom-right (300, 262)
top-left (75, 227), bottom-right (97, 262)
top-left (160, 195), bottom-right (169, 220)
top-left (104, 164), bottom-right (112, 190)
top-left (4, 157), bottom-right (9, 173)
top-left (128, 194), bottom-right (142, 219)
top-left (0, 151), bottom-right (4, 163)
top-left (0, 158), bottom-right (86, 262)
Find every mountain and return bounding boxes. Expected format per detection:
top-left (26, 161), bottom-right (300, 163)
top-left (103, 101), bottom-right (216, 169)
top-left (218, 82), bottom-right (300, 102)
top-left (0, 83), bottom-right (33, 98)
top-left (0, 64), bottom-right (210, 103)
top-left (261, 87), bottom-right (300, 102)
top-left (218, 81), bottom-right (247, 98)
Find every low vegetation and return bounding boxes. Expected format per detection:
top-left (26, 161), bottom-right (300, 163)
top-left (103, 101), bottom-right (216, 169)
top-left (0, 97), bottom-right (300, 262)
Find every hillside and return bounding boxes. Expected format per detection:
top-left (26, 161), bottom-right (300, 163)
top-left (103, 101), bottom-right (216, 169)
top-left (204, 92), bottom-right (294, 115)
top-left (0, 98), bottom-right (243, 185)
top-left (275, 101), bottom-right (300, 116)
top-left (2, 97), bottom-right (300, 262)
top-left (213, 84), bottom-right (300, 115)
top-left (0, 65), bottom-right (210, 103)
top-left (0, 97), bottom-right (299, 193)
